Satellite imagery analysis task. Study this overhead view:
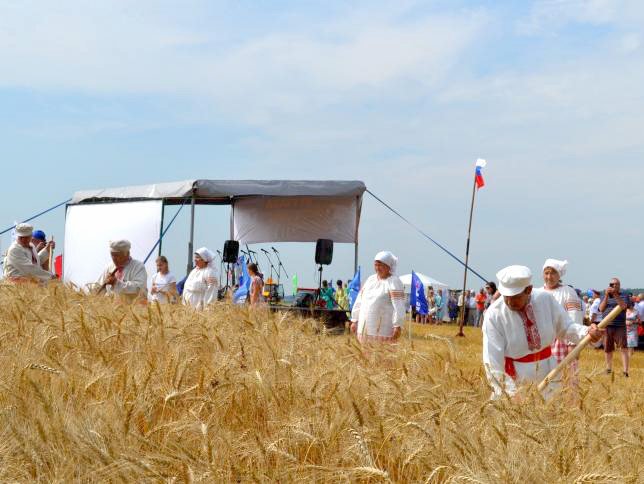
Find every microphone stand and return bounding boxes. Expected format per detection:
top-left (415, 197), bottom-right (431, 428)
top-left (245, 244), bottom-right (258, 265)
top-left (271, 248), bottom-right (288, 295)
top-left (261, 249), bottom-right (279, 302)
top-left (216, 250), bottom-right (223, 287)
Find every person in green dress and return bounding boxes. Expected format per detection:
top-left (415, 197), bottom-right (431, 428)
top-left (320, 279), bottom-right (335, 309)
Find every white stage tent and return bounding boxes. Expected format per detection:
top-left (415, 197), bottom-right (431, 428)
top-left (64, 180), bottom-right (366, 291)
top-left (399, 273), bottom-right (448, 290)
top-left (399, 272), bottom-right (450, 322)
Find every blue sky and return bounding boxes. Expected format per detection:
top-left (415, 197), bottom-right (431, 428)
top-left (1, 0), bottom-right (643, 290)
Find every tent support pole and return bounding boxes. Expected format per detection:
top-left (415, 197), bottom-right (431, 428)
top-left (187, 193), bottom-right (196, 274)
top-left (230, 198), bottom-right (234, 240)
top-left (354, 195), bottom-right (360, 274)
top-left (354, 242), bottom-right (358, 274)
top-left (158, 201), bottom-right (165, 256)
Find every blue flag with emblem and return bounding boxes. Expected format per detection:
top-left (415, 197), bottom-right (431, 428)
top-left (348, 267), bottom-right (361, 310)
top-left (410, 270), bottom-right (428, 315)
top-left (233, 256), bottom-right (250, 304)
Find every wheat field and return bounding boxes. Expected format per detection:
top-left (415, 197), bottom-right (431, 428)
top-left (0, 283), bottom-right (642, 483)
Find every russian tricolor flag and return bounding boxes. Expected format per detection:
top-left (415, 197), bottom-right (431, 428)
top-left (475, 158), bottom-right (487, 189)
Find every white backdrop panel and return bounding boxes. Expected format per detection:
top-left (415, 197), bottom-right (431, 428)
top-left (233, 196), bottom-right (358, 243)
top-left (64, 201), bottom-right (162, 292)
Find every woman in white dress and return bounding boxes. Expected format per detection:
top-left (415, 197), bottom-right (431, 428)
top-left (182, 247), bottom-right (219, 309)
top-left (539, 258), bottom-right (583, 384)
top-left (150, 256), bottom-right (177, 304)
top-left (350, 251), bottom-right (406, 343)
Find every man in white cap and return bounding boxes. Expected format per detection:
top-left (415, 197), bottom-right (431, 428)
top-left (482, 265), bottom-right (602, 399)
top-left (96, 240), bottom-right (147, 301)
top-left (2, 223), bottom-right (54, 283)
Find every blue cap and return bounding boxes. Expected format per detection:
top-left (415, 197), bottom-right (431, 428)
top-left (33, 230), bottom-right (46, 240)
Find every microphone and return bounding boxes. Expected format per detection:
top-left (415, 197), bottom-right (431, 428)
top-left (248, 249), bottom-right (257, 254)
top-left (271, 246), bottom-right (279, 253)
top-left (216, 249), bottom-right (222, 254)
top-left (261, 248), bottom-right (270, 254)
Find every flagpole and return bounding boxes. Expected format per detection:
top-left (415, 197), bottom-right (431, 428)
top-left (457, 169), bottom-right (479, 337)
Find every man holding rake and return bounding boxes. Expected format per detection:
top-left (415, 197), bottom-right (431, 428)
top-left (482, 265), bottom-right (602, 400)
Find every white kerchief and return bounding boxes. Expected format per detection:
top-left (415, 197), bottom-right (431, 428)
top-left (374, 251), bottom-right (398, 274)
top-left (543, 259), bottom-right (568, 278)
top-left (195, 247), bottom-right (214, 265)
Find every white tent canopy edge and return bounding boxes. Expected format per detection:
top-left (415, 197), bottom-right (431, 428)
top-left (68, 179), bottom-right (366, 275)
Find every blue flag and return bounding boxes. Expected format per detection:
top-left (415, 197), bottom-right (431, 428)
top-left (348, 267), bottom-right (361, 310)
top-left (233, 256), bottom-right (251, 304)
top-left (410, 270), bottom-right (428, 315)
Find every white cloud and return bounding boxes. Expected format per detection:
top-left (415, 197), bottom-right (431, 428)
top-left (0, 1), bottom-right (487, 125)
top-left (518, 0), bottom-right (618, 34)
top-left (518, 0), bottom-right (644, 34)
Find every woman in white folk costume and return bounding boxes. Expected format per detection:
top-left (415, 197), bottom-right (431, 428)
top-left (482, 265), bottom-right (602, 400)
top-left (182, 247), bottom-right (219, 309)
top-left (537, 259), bottom-right (583, 385)
top-left (150, 256), bottom-right (177, 304)
top-left (350, 251), bottom-right (406, 343)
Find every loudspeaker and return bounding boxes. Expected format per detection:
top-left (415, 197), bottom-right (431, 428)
top-left (223, 240), bottom-right (239, 263)
top-left (315, 239), bottom-right (333, 265)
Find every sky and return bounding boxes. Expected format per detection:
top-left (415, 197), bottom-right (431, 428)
top-left (1, 0), bottom-right (643, 291)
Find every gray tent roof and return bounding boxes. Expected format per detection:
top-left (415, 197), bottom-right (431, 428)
top-left (71, 179), bottom-right (366, 204)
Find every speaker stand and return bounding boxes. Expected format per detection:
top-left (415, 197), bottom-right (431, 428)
top-left (316, 264), bottom-right (324, 306)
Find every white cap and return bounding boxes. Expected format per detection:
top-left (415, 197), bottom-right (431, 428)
top-left (542, 258), bottom-right (568, 278)
top-left (109, 239), bottom-right (131, 253)
top-left (496, 265), bottom-right (532, 296)
top-left (15, 223), bottom-right (33, 237)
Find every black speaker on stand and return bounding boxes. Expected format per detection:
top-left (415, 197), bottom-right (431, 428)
top-left (221, 240), bottom-right (239, 298)
top-left (315, 239), bottom-right (333, 306)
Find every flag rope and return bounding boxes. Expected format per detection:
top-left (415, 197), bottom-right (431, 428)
top-left (366, 189), bottom-right (488, 284)
top-left (143, 198), bottom-right (188, 264)
top-left (0, 198), bottom-right (72, 236)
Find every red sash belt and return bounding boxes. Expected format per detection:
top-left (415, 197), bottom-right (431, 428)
top-left (504, 346), bottom-right (551, 380)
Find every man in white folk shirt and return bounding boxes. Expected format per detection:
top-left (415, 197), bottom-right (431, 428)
top-left (3, 223), bottom-right (55, 283)
top-left (96, 240), bottom-right (147, 302)
top-left (482, 265), bottom-right (602, 400)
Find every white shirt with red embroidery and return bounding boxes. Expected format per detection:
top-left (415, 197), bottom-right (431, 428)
top-left (482, 290), bottom-right (588, 399)
top-left (97, 258), bottom-right (148, 296)
top-left (536, 285), bottom-right (583, 325)
top-left (3, 241), bottom-right (53, 282)
top-left (351, 274), bottom-right (406, 339)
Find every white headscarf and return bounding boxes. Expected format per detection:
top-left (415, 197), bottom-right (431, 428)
top-left (195, 247), bottom-right (215, 265)
top-left (374, 251), bottom-right (398, 274)
top-left (543, 258), bottom-right (568, 278)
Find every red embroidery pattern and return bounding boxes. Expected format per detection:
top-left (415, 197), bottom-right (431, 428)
top-left (519, 303), bottom-right (541, 351)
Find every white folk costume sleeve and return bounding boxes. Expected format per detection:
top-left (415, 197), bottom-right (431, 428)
top-left (388, 276), bottom-right (406, 328)
top-left (37, 247), bottom-right (50, 268)
top-left (3, 243), bottom-right (52, 282)
top-left (113, 260), bottom-right (148, 295)
top-left (202, 267), bottom-right (219, 306)
top-left (551, 294), bottom-right (588, 344)
top-left (482, 314), bottom-right (517, 398)
top-left (561, 287), bottom-right (583, 326)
